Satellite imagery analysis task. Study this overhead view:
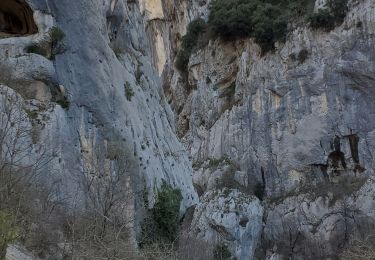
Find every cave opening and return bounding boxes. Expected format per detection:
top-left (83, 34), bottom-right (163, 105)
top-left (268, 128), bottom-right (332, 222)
top-left (327, 151), bottom-right (346, 176)
top-left (0, 0), bottom-right (38, 36)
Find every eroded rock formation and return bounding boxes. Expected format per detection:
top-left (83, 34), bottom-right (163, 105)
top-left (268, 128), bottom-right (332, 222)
top-left (0, 0), bottom-right (37, 36)
top-left (1, 0), bottom-right (375, 259)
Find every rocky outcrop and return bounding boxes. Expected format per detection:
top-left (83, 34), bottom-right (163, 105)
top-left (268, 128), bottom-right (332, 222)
top-left (147, 0), bottom-right (375, 258)
top-left (190, 189), bottom-right (263, 259)
top-left (262, 177), bottom-right (375, 259)
top-left (1, 0), bottom-right (375, 259)
top-left (6, 245), bottom-right (38, 260)
top-left (0, 0), bottom-right (198, 242)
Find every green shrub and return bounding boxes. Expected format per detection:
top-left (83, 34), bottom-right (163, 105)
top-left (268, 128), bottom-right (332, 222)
top-left (49, 26), bottom-right (65, 45)
top-left (213, 243), bottom-right (232, 260)
top-left (308, 9), bottom-right (336, 31)
top-left (287, 0), bottom-right (315, 18)
top-left (140, 183), bottom-right (182, 246)
top-left (252, 4), bottom-right (288, 53)
top-left (124, 82), bottom-right (134, 101)
top-left (208, 0), bottom-right (300, 53)
top-left (254, 182), bottom-right (265, 201)
top-left (327, 0), bottom-right (349, 24)
top-left (26, 26), bottom-right (66, 59)
top-left (208, 0), bottom-right (347, 53)
top-left (57, 96), bottom-right (70, 110)
top-left (297, 49), bottom-right (309, 63)
top-left (206, 155), bottom-right (234, 169)
top-left (25, 109), bottom-right (39, 119)
top-left (49, 26), bottom-right (65, 59)
top-left (26, 44), bottom-right (48, 57)
top-left (135, 62), bottom-right (143, 85)
top-left (176, 19), bottom-right (207, 72)
top-left (290, 48), bottom-right (309, 63)
top-left (176, 0), bottom-right (348, 57)
top-left (152, 183), bottom-right (182, 243)
top-left (143, 190), bottom-right (149, 208)
top-left (0, 211), bottom-right (18, 258)
top-left (308, 0), bottom-right (348, 31)
top-left (208, 0), bottom-right (254, 39)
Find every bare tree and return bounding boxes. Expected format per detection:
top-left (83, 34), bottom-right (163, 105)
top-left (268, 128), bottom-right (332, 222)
top-left (0, 87), bottom-right (52, 205)
top-left (0, 86), bottom-right (58, 258)
top-left (63, 140), bottom-right (141, 259)
top-left (341, 236), bottom-right (375, 260)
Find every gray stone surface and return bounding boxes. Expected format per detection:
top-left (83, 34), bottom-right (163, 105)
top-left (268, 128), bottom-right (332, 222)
top-left (1, 0), bottom-right (375, 259)
top-left (152, 0), bottom-right (375, 258)
top-left (1, 0), bottom-right (198, 225)
top-left (6, 244), bottom-right (38, 260)
top-left (190, 189), bottom-right (263, 260)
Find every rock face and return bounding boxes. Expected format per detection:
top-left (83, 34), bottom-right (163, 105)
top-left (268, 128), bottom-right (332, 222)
top-left (1, 0), bottom-right (375, 259)
top-left (0, 0), bottom-right (198, 230)
top-left (147, 0), bottom-right (375, 258)
top-left (6, 245), bottom-right (38, 260)
top-left (191, 189), bottom-right (263, 259)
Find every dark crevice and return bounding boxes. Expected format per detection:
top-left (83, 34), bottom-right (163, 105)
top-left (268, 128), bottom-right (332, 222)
top-left (261, 167), bottom-right (266, 186)
top-left (0, 0), bottom-right (38, 36)
top-left (347, 134), bottom-right (360, 164)
top-left (328, 151), bottom-right (347, 175)
top-left (333, 136), bottom-right (341, 152)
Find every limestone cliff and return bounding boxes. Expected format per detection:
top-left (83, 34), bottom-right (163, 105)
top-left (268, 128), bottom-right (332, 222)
top-left (1, 0), bottom-right (375, 259)
top-left (145, 0), bottom-right (375, 259)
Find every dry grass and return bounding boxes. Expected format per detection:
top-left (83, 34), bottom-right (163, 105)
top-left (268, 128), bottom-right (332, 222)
top-left (341, 236), bottom-right (375, 260)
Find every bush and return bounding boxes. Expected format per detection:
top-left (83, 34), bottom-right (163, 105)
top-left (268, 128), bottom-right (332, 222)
top-left (206, 155), bottom-right (234, 169)
top-left (208, 0), bottom-right (306, 53)
top-left (141, 183), bottom-right (182, 246)
top-left (26, 44), bottom-right (48, 57)
top-left (124, 82), bottom-right (134, 101)
top-left (290, 48), bottom-right (309, 63)
top-left (207, 0), bottom-right (347, 52)
top-left (251, 4), bottom-right (288, 53)
top-left (254, 182), bottom-right (265, 201)
top-left (175, 0), bottom-right (349, 58)
top-left (176, 19), bottom-right (207, 72)
top-left (49, 26), bottom-right (65, 59)
top-left (25, 27), bottom-right (66, 60)
top-left (49, 26), bottom-right (65, 46)
top-left (308, 9), bottom-right (336, 31)
top-left (308, 0), bottom-right (348, 31)
top-left (208, 0), bottom-right (254, 39)
top-left (0, 211), bottom-right (18, 258)
top-left (327, 0), bottom-right (349, 24)
top-left (152, 183), bottom-right (182, 242)
top-left (57, 96), bottom-right (70, 109)
top-left (213, 243), bottom-right (232, 260)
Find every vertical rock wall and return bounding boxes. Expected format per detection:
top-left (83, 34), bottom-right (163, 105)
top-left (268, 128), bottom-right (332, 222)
top-left (144, 0), bottom-right (375, 258)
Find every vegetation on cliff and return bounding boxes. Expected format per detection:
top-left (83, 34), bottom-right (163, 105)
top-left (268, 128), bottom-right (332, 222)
top-left (176, 18), bottom-right (207, 72)
top-left (141, 183), bottom-right (182, 246)
top-left (176, 0), bottom-right (349, 68)
top-left (208, 0), bottom-right (348, 52)
top-left (308, 0), bottom-right (349, 31)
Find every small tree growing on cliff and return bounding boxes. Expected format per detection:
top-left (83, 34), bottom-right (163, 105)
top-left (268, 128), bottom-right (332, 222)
top-left (49, 26), bottom-right (66, 59)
